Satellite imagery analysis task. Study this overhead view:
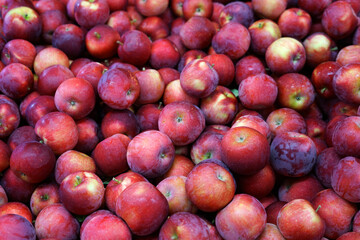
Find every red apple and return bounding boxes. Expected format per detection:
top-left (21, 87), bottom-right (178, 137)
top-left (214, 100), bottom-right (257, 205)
top-left (33, 47), bottom-right (70, 76)
top-left (0, 214), bottom-right (36, 240)
top-left (107, 10), bottom-right (132, 36)
top-left (235, 55), bottom-right (266, 85)
top-left (257, 223), bottom-right (285, 240)
top-left (52, 23), bottom-right (85, 59)
top-left (0, 96), bottom-right (20, 138)
top-left (135, 103), bottom-right (163, 131)
top-left (0, 63), bottom-right (33, 99)
top-left (161, 154), bottom-right (195, 179)
top-left (333, 63), bottom-right (360, 105)
top-left (135, 0), bottom-right (168, 17)
top-left (30, 183), bottom-right (60, 216)
top-left (0, 202), bottom-right (32, 223)
top-left (297, 0), bottom-right (331, 16)
top-left (37, 64), bottom-right (74, 96)
top-left (190, 131), bottom-right (224, 164)
top-left (182, 0), bottom-right (213, 20)
top-left (215, 194), bottom-right (267, 240)
top-left (134, 68), bottom-right (165, 105)
top-left (74, 0), bottom-right (110, 29)
top-left (218, 1), bottom-right (254, 27)
top-left (0, 185), bottom-right (7, 207)
top-left (278, 8), bottom-right (312, 40)
top-left (311, 61), bottom-right (341, 99)
top-left (252, 0), bottom-right (287, 20)
top-left (332, 116), bottom-right (360, 158)
top-left (336, 45), bottom-right (360, 66)
top-left (203, 53), bottom-right (235, 87)
top-left (149, 39), bottom-right (180, 69)
top-left (1, 39), bottom-right (36, 69)
top-left (138, 16), bottom-right (169, 41)
top-left (25, 95), bottom-right (57, 127)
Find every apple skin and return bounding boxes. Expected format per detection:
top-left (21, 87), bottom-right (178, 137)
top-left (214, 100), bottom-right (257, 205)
top-left (212, 22), bottom-right (251, 61)
top-left (336, 45), bottom-right (360, 66)
top-left (30, 183), bottom-right (60, 216)
top-left (158, 212), bottom-right (210, 239)
top-left (76, 62), bottom-right (107, 93)
top-left (85, 24), bottom-right (120, 60)
top-left (0, 185), bottom-right (7, 207)
top-left (203, 53), bottom-right (234, 87)
top-left (0, 169), bottom-right (37, 204)
top-left (332, 156), bottom-right (360, 203)
top-left (333, 63), bottom-right (360, 105)
top-left (328, 101), bottom-right (358, 120)
top-left (80, 210), bottom-right (132, 240)
top-left (311, 61), bottom-right (341, 99)
top-left (332, 116), bottom-right (360, 158)
top-left (278, 8), bottom-right (312, 40)
top-left (0, 214), bottom-right (36, 240)
top-left (321, 1), bottom-right (358, 40)
top-left (101, 109), bottom-right (140, 139)
top-left (134, 69), bottom-right (165, 105)
top-left (277, 73), bottom-right (315, 111)
top-left (185, 161), bottom-right (236, 212)
top-left (248, 19), bottom-right (281, 56)
top-left (52, 23), bottom-right (85, 59)
top-left (35, 203), bottom-right (80, 240)
top-left (177, 49), bottom-right (207, 72)
top-left (135, 0), bottom-right (168, 17)
top-left (312, 189), bottom-right (357, 239)
top-left (218, 1), bottom-right (254, 27)
top-left (35, 112), bottom-right (79, 155)
top-left (115, 181), bottom-right (169, 236)
top-left (266, 107), bottom-right (307, 138)
top-left (0, 63), bottom-right (33, 99)
top-left (315, 147), bottom-right (341, 188)
top-left (277, 199), bottom-right (326, 240)
top-left (161, 154), bottom-right (195, 179)
top-left (182, 0), bottom-right (213, 20)
top-left (40, 9), bottom-right (67, 44)
top-left (266, 201), bottom-right (287, 225)
top-left (180, 59), bottom-right (219, 98)
top-left (158, 68), bottom-right (180, 86)
top-left (252, 0), bottom-right (287, 20)
top-left (10, 141), bottom-right (56, 184)
top-left (265, 37), bottom-right (306, 75)
top-left (1, 39), bottom-right (36, 69)
top-left (98, 68), bottom-right (140, 110)
top-left (25, 95), bottom-right (57, 127)
top-left (3, 6), bottom-right (42, 43)
top-left (235, 55), bottom-right (266, 86)
top-left (105, 171), bottom-right (148, 213)
top-left (179, 16), bottom-right (216, 50)
top-left (353, 210), bottom-right (360, 232)
top-left (190, 131), bottom-right (224, 165)
top-left (232, 115), bottom-right (271, 143)
top-left (158, 101), bottom-right (206, 146)
top-left (74, 0), bottom-right (110, 29)
top-left (270, 131), bottom-right (317, 177)
top-left (297, 0), bottom-right (331, 17)
top-left (149, 39), bottom-right (180, 70)
top-left (59, 171), bottom-right (105, 215)
top-left (135, 103), bottom-right (162, 131)
top-left (127, 130), bottom-right (175, 178)
top-left (156, 176), bottom-right (197, 215)
top-left (163, 79), bottom-right (199, 106)
top-left (55, 150), bottom-right (96, 185)
top-left (325, 115), bottom-right (347, 147)
top-left (19, 91), bottom-right (40, 118)
top-left (257, 223), bottom-right (285, 240)
top-left (33, 47), bottom-right (70, 76)
top-left (238, 73), bottom-right (278, 110)
top-left (0, 96), bottom-right (20, 138)
top-left (92, 133), bottom-right (130, 177)
top-left (107, 10), bottom-right (132, 36)
top-left (237, 164), bottom-right (276, 199)
top-left (278, 175), bottom-right (324, 202)
top-left (215, 194), bottom-right (267, 240)
top-left (221, 126), bottom-right (270, 175)
top-left (37, 64), bottom-right (74, 96)
top-left (0, 201), bottom-right (32, 223)
top-left (337, 232), bottom-right (360, 239)
top-left (0, 139), bottom-right (11, 172)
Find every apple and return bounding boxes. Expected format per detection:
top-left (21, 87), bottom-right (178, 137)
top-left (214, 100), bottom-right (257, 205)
top-left (10, 141), bottom-right (56, 183)
top-left (7, 126), bottom-right (38, 152)
top-left (270, 131), bottom-right (317, 177)
top-left (312, 189), bottom-right (357, 239)
top-left (161, 154), bottom-right (195, 179)
top-left (0, 96), bottom-right (20, 138)
top-left (185, 161), bottom-right (236, 212)
top-left (149, 39), bottom-right (180, 69)
top-left (158, 212), bottom-right (210, 239)
top-left (311, 61), bottom-right (341, 99)
top-left (19, 91), bottom-right (40, 118)
top-left (221, 126), bottom-right (269, 175)
top-left (0, 63), bottom-right (33, 99)
top-left (158, 101), bottom-right (206, 146)
top-left (277, 199), bottom-right (326, 240)
top-left (177, 49), bottom-right (207, 72)
top-left (266, 201), bottom-right (287, 224)
top-left (321, 1), bottom-right (358, 40)
top-left (134, 68), bottom-right (165, 105)
top-left (158, 67), bottom-right (180, 86)
top-left (74, 0), bottom-right (110, 29)
top-left (252, 0), bottom-right (287, 20)
top-left (182, 0), bottom-right (213, 20)
top-left (212, 22), bottom-right (251, 61)
top-left (332, 116), bottom-right (360, 158)
top-left (135, 0), bottom-right (168, 17)
top-left (190, 131), bottom-right (224, 164)
top-left (215, 194), bottom-right (267, 240)
top-left (235, 55), bottom-right (266, 86)
top-left (336, 45), bottom-right (360, 66)
top-left (33, 47), bottom-right (70, 76)
top-left (97, 68), bottom-right (140, 110)
top-left (297, 0), bottom-right (331, 16)
top-left (0, 202), bottom-right (32, 223)
top-left (203, 53), bottom-right (234, 87)
top-left (107, 10), bottom-right (132, 36)
top-left (1, 39), bottom-right (36, 69)
top-left (156, 176), bottom-right (197, 215)
top-left (218, 1), bottom-right (254, 27)
top-left (37, 64), bottom-right (74, 96)
top-left (115, 181), bottom-right (169, 236)
top-left (105, 171), bottom-right (148, 213)
top-left (257, 223), bottom-right (285, 240)
top-left (138, 16), bottom-right (169, 41)
top-left (127, 130), bottom-right (175, 178)
top-left (0, 139), bottom-right (10, 173)
top-left (80, 210), bottom-right (132, 239)
top-left (55, 150), bottom-right (96, 185)
top-left (35, 203), bottom-right (80, 240)
top-left (265, 37), bottom-right (306, 75)
top-left (3, 6), bottom-right (42, 42)
top-left (0, 214), bottom-right (36, 240)
top-left (100, 109), bottom-right (140, 139)
top-left (59, 171), bottom-right (105, 215)
top-left (135, 103), bottom-right (163, 131)
top-left (248, 19), bottom-right (282, 56)
top-left (278, 8), bottom-right (312, 40)
top-left (337, 232), bottom-right (360, 239)
top-left (333, 63), bottom-right (360, 105)
top-left (25, 95), bottom-right (57, 127)
top-left (40, 10), bottom-right (67, 44)
top-left (52, 23), bottom-right (85, 59)
top-left (30, 183), bottom-right (60, 216)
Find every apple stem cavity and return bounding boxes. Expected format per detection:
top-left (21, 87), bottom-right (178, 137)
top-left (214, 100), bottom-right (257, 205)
top-left (40, 194), bottom-right (49, 201)
top-left (94, 32), bottom-right (101, 40)
top-left (74, 175), bottom-right (82, 187)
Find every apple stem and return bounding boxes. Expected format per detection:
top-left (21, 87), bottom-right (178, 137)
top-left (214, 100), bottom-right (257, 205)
top-left (94, 32), bottom-right (101, 39)
top-left (331, 47), bottom-right (338, 52)
top-left (257, 22), bottom-right (264, 28)
top-left (231, 89), bottom-right (239, 97)
top-left (74, 175), bottom-right (82, 187)
top-left (142, 67), bottom-right (146, 71)
top-left (40, 194), bottom-right (49, 201)
top-left (315, 205), bottom-right (321, 213)
top-left (113, 177), bottom-right (122, 184)
top-left (130, 19), bottom-right (137, 24)
top-left (157, 102), bottom-right (163, 109)
top-left (4, 53), bottom-right (10, 59)
top-left (116, 40), bottom-right (123, 46)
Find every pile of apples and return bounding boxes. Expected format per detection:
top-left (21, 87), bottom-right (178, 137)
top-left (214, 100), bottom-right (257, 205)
top-left (1, 0), bottom-right (360, 239)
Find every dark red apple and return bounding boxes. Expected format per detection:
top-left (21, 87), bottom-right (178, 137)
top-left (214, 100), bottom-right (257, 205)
top-left (135, 0), bottom-right (168, 17)
top-left (0, 202), bottom-right (32, 223)
top-left (1, 39), bottom-right (36, 69)
top-left (0, 96), bottom-right (20, 138)
top-left (30, 183), bottom-right (60, 216)
top-left (0, 139), bottom-right (11, 172)
top-left (0, 63), bottom-right (33, 99)
top-left (52, 23), bottom-right (85, 59)
top-left (218, 1), bottom-right (254, 27)
top-left (0, 214), bottom-right (36, 240)
top-left (74, 117), bottom-right (100, 153)
top-left (74, 0), bottom-right (110, 29)
top-left (332, 116), bottom-right (360, 158)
